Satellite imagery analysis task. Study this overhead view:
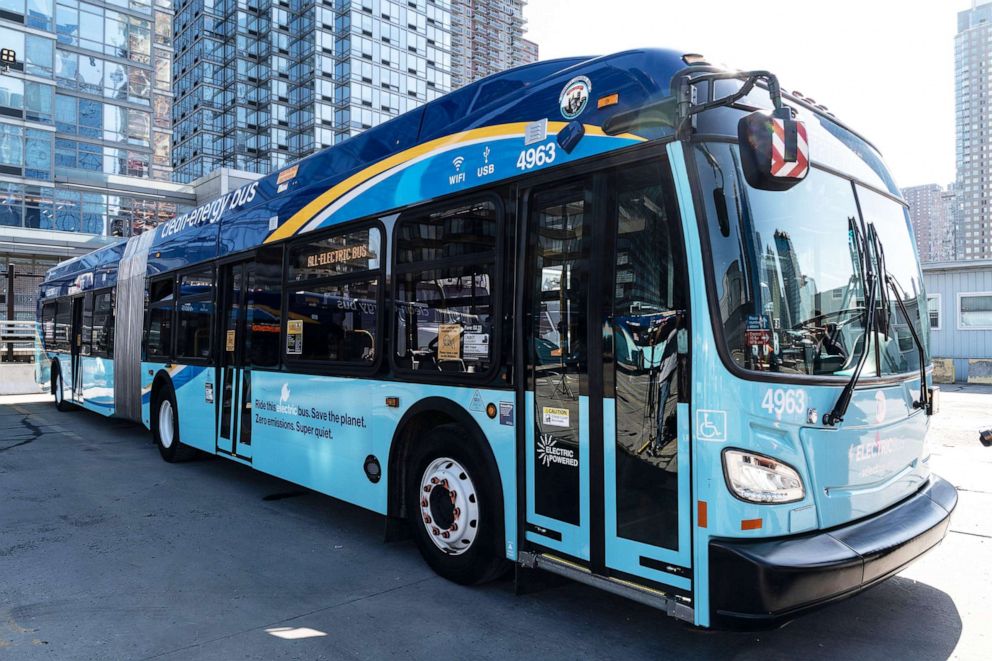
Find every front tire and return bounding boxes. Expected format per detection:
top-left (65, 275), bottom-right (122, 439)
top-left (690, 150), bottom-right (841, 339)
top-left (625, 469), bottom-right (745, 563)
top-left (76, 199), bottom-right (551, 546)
top-left (406, 424), bottom-right (508, 585)
top-left (153, 383), bottom-right (197, 463)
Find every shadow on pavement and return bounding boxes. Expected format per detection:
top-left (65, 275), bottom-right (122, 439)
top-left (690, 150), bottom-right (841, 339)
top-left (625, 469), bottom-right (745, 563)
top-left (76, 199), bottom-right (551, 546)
top-left (0, 401), bottom-right (966, 660)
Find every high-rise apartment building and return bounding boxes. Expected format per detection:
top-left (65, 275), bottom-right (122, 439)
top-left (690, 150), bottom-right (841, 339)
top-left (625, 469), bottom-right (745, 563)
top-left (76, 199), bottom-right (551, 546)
top-left (955, 1), bottom-right (992, 260)
top-left (903, 183), bottom-right (956, 263)
top-left (171, 0), bottom-right (453, 183)
top-left (0, 0), bottom-right (190, 311)
top-left (450, 0), bottom-right (537, 89)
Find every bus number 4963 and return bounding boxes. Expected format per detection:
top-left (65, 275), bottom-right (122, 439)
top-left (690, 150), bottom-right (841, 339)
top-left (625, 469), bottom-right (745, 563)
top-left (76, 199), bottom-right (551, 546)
top-left (516, 143), bottom-right (557, 170)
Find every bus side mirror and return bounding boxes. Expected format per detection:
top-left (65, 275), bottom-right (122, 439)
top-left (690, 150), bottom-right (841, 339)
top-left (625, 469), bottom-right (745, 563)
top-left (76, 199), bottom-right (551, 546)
top-left (738, 107), bottom-right (809, 191)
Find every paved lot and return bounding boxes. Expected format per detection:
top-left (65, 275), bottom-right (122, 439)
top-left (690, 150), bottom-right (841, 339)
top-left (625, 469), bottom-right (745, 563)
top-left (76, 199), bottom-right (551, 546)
top-left (1, 387), bottom-right (990, 660)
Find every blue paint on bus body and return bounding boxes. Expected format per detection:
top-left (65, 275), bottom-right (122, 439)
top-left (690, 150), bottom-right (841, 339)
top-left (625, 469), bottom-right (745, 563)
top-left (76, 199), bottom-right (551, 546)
top-left (35, 48), bottom-right (948, 629)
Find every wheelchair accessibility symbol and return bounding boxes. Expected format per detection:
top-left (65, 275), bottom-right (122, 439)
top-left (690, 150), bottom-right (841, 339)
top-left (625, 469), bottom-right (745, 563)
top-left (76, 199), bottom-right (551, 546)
top-left (695, 409), bottom-right (727, 442)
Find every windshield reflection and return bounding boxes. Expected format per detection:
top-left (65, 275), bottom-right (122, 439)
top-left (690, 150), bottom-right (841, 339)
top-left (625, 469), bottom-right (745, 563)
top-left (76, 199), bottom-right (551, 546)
top-left (695, 142), bottom-right (928, 377)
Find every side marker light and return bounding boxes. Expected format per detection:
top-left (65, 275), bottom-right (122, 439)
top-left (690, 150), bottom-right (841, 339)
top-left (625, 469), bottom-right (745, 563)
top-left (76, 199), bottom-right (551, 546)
top-left (741, 518), bottom-right (762, 531)
top-left (597, 93), bottom-right (619, 109)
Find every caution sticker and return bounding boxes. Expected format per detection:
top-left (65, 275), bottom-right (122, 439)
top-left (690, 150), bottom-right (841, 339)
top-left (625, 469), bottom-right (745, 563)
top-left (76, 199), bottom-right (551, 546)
top-left (542, 406), bottom-right (569, 428)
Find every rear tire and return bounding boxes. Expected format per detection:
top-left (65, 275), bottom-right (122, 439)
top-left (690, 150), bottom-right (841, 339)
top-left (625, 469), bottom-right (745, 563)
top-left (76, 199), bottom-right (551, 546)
top-left (53, 363), bottom-right (74, 412)
top-left (153, 383), bottom-right (197, 463)
top-left (406, 424), bottom-right (508, 585)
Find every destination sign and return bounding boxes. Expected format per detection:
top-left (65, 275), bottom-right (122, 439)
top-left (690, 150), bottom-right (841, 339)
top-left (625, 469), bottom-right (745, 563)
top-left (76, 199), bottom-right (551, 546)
top-left (306, 245), bottom-right (369, 268)
top-left (290, 228), bottom-right (380, 281)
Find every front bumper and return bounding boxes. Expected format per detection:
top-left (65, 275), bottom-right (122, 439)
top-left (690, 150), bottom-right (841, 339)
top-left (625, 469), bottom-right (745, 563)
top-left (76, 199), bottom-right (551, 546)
top-left (708, 474), bottom-right (957, 629)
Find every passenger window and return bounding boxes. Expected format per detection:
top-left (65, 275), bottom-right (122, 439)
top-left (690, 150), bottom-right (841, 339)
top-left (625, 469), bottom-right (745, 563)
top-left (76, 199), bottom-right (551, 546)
top-left (146, 307), bottom-right (173, 358)
top-left (176, 269), bottom-right (214, 361)
top-left (150, 278), bottom-right (174, 303)
top-left (249, 246), bottom-right (283, 368)
top-left (92, 290), bottom-right (114, 357)
top-left (42, 301), bottom-right (56, 348)
top-left (394, 199), bottom-right (498, 374)
top-left (285, 227), bottom-right (381, 366)
top-left (145, 276), bottom-right (174, 359)
top-left (81, 293), bottom-right (93, 356)
top-left (55, 298), bottom-right (71, 352)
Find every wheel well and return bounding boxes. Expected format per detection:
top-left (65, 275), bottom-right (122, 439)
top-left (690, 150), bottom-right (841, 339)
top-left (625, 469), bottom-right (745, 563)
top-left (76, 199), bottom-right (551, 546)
top-left (387, 398), bottom-right (502, 522)
top-left (149, 370), bottom-right (174, 426)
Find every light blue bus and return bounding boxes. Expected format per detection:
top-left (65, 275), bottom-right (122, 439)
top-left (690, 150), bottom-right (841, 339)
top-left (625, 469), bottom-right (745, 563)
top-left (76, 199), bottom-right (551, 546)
top-left (38, 49), bottom-right (956, 629)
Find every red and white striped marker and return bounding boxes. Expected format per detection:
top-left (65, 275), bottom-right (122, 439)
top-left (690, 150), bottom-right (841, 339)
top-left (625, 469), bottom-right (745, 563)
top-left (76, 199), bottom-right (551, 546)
top-left (770, 118), bottom-right (809, 179)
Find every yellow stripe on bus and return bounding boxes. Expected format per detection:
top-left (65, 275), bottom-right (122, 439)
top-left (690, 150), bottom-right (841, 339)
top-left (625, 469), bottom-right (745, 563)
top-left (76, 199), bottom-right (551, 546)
top-left (264, 122), bottom-right (643, 243)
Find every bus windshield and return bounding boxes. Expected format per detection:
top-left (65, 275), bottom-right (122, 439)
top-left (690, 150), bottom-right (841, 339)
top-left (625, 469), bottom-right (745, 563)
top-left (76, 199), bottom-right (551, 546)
top-left (695, 141), bottom-right (930, 378)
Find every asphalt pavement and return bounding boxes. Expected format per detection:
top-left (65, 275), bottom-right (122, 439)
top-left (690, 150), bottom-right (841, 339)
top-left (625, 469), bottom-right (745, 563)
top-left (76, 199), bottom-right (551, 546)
top-left (1, 386), bottom-right (989, 660)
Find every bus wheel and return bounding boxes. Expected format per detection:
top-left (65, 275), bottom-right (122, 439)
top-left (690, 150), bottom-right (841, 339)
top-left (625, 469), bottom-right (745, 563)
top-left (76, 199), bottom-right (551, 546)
top-left (153, 384), bottom-right (197, 463)
top-left (407, 424), bottom-right (507, 585)
top-left (53, 364), bottom-right (74, 412)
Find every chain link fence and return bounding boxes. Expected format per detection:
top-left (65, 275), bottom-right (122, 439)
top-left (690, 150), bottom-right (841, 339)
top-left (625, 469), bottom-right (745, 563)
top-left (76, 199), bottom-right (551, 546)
top-left (0, 267), bottom-right (45, 323)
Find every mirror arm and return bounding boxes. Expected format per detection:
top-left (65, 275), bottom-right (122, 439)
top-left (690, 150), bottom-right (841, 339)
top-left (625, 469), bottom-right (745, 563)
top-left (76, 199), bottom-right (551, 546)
top-left (676, 69), bottom-right (786, 139)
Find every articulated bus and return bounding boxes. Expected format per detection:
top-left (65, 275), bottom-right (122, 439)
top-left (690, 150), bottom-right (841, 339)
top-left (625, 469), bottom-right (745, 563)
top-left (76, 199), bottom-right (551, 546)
top-left (38, 49), bottom-right (956, 629)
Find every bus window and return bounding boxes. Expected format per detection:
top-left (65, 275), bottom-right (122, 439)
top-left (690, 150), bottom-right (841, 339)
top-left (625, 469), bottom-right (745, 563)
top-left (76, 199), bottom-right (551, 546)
top-left (146, 276), bottom-right (174, 359)
top-left (395, 200), bottom-right (497, 264)
top-left (286, 226), bottom-right (381, 366)
top-left (92, 290), bottom-right (114, 357)
top-left (394, 199), bottom-right (498, 374)
top-left (150, 278), bottom-right (174, 303)
top-left (55, 298), bottom-right (71, 352)
top-left (248, 246), bottom-right (283, 369)
top-left (287, 281), bottom-right (379, 363)
top-left (81, 292), bottom-right (93, 356)
top-left (42, 301), bottom-right (56, 348)
top-left (176, 269), bottom-right (214, 361)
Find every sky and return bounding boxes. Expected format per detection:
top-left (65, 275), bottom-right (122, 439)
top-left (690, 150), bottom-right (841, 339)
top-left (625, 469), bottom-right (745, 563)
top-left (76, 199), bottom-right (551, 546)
top-left (527, 0), bottom-right (968, 189)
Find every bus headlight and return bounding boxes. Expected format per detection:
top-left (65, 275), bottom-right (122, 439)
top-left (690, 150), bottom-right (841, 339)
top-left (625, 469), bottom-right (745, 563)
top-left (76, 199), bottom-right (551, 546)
top-left (723, 450), bottom-right (804, 504)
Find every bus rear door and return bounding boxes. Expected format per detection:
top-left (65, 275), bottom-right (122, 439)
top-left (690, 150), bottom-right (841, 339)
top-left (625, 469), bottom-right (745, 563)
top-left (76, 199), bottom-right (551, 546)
top-left (70, 295), bottom-right (84, 400)
top-left (522, 155), bottom-right (693, 605)
top-left (216, 260), bottom-right (254, 460)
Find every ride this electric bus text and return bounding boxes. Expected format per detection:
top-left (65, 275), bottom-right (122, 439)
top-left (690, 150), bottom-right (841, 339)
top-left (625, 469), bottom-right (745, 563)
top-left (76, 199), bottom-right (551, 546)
top-left (37, 48), bottom-right (956, 630)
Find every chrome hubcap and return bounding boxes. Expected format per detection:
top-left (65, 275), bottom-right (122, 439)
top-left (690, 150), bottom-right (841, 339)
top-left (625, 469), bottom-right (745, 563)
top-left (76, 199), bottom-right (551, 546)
top-left (55, 373), bottom-right (63, 403)
top-left (419, 457), bottom-right (479, 555)
top-left (159, 400), bottom-right (174, 449)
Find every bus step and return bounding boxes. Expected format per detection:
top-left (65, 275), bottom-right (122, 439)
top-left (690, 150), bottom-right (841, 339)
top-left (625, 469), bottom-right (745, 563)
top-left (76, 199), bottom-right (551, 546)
top-left (518, 551), bottom-right (694, 623)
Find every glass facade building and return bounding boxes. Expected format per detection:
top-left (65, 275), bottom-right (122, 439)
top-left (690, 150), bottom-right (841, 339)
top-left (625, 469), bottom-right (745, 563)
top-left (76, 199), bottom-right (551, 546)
top-left (955, 1), bottom-right (992, 260)
top-left (172, 0), bottom-right (453, 183)
top-left (450, 0), bottom-right (536, 89)
top-left (0, 0), bottom-right (191, 270)
top-left (903, 183), bottom-right (957, 264)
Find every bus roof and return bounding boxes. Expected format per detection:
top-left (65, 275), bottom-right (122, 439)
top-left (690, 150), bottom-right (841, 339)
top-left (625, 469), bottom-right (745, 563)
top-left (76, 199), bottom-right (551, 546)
top-left (42, 239), bottom-right (128, 297)
top-left (143, 48), bottom-right (690, 275)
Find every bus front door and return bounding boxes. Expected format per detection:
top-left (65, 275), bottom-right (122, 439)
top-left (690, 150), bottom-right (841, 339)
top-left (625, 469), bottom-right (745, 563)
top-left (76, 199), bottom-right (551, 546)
top-left (216, 260), bottom-right (253, 460)
top-left (522, 156), bottom-right (693, 605)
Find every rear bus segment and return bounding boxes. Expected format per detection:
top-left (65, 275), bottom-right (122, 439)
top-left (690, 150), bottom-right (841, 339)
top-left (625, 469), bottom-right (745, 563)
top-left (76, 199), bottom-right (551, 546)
top-left (37, 48), bottom-right (956, 630)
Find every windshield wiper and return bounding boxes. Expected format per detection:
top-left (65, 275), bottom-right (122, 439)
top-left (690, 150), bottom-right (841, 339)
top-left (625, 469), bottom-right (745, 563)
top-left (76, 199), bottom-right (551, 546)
top-left (823, 218), bottom-right (876, 426)
top-left (871, 230), bottom-right (934, 415)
